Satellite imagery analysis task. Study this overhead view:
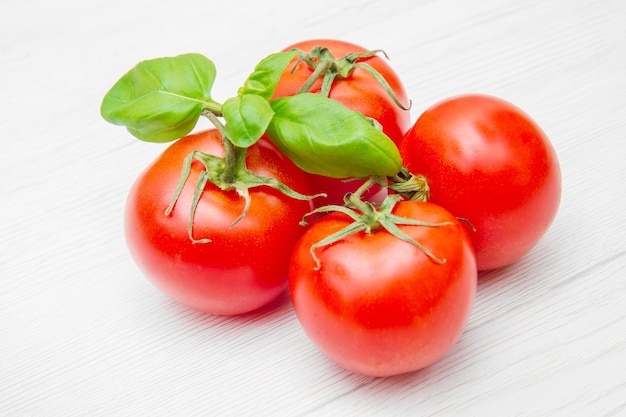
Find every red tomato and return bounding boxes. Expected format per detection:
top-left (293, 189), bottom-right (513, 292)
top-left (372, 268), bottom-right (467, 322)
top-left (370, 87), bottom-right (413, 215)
top-left (401, 94), bottom-right (562, 271)
top-left (274, 38), bottom-right (410, 143)
top-left (289, 201), bottom-right (477, 377)
top-left (271, 39), bottom-right (411, 206)
top-left (125, 129), bottom-right (313, 315)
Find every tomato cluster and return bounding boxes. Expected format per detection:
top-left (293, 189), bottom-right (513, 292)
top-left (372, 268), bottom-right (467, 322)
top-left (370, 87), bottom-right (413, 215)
top-left (102, 39), bottom-right (561, 377)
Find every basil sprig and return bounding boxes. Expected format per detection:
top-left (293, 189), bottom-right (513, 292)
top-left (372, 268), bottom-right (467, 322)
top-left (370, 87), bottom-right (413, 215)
top-left (101, 53), bottom-right (219, 143)
top-left (267, 93), bottom-right (402, 178)
top-left (101, 50), bottom-right (403, 179)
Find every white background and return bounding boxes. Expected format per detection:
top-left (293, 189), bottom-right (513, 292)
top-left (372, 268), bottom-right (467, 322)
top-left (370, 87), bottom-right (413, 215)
top-left (1, 0), bottom-right (625, 415)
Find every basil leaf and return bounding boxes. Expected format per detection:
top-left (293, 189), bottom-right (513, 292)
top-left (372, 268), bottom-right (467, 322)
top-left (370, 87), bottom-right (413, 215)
top-left (100, 53), bottom-right (219, 142)
top-left (222, 95), bottom-right (274, 147)
top-left (267, 93), bottom-right (403, 178)
top-left (240, 50), bottom-right (298, 100)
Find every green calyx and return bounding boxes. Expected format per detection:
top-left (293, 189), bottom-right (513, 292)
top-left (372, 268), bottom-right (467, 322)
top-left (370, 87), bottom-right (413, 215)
top-left (293, 46), bottom-right (411, 110)
top-left (300, 177), bottom-right (451, 271)
top-left (388, 167), bottom-right (430, 202)
top-left (164, 144), bottom-right (324, 244)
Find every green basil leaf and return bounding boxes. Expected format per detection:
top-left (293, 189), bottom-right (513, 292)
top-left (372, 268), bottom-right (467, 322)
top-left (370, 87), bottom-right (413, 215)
top-left (266, 93), bottom-right (402, 178)
top-left (222, 95), bottom-right (274, 147)
top-left (100, 53), bottom-right (219, 142)
top-left (240, 50), bottom-right (299, 100)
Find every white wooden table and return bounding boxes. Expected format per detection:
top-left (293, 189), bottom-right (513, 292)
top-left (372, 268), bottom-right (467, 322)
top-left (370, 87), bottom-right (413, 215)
top-left (2, 0), bottom-right (625, 415)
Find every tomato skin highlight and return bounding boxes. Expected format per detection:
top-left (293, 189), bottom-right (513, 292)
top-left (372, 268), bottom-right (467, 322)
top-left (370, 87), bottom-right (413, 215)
top-left (125, 129), bottom-right (313, 315)
top-left (401, 94), bottom-right (562, 271)
top-left (272, 39), bottom-right (410, 206)
top-left (289, 201), bottom-right (477, 377)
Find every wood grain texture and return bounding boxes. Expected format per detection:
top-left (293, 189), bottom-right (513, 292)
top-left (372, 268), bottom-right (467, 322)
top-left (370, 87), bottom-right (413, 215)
top-left (1, 0), bottom-right (624, 415)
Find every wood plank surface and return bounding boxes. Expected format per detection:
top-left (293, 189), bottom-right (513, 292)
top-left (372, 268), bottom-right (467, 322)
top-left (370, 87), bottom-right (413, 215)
top-left (1, 0), bottom-right (625, 415)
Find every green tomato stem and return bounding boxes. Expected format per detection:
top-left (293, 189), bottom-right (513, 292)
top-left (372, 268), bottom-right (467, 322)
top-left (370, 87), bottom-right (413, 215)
top-left (203, 100), bottom-right (223, 116)
top-left (388, 168), bottom-right (430, 201)
top-left (297, 58), bottom-right (335, 95)
top-left (344, 176), bottom-right (385, 218)
top-left (202, 109), bottom-right (243, 184)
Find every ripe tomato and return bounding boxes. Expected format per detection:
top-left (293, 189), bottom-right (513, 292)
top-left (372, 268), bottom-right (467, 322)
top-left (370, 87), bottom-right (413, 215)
top-left (274, 38), bottom-right (410, 143)
top-left (401, 94), bottom-right (562, 271)
top-left (125, 129), bottom-right (313, 315)
top-left (271, 39), bottom-right (411, 206)
top-left (289, 201), bottom-right (477, 377)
